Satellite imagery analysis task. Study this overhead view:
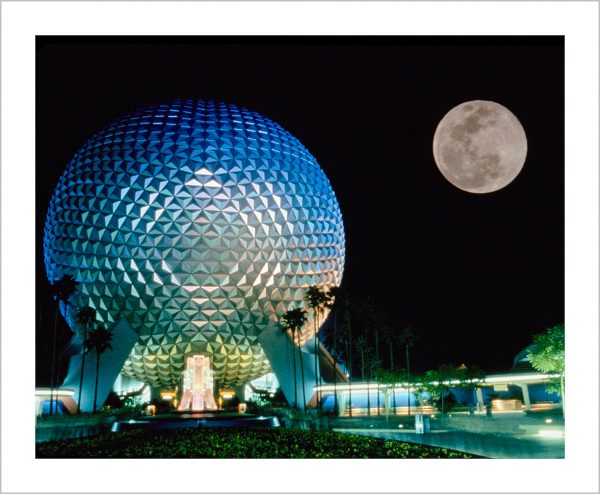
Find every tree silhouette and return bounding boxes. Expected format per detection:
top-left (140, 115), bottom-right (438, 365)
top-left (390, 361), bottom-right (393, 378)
top-left (49, 274), bottom-right (78, 415)
top-left (383, 325), bottom-right (402, 371)
top-left (370, 312), bottom-right (390, 416)
top-left (399, 325), bottom-right (419, 415)
top-left (281, 307), bottom-right (308, 412)
top-left (382, 326), bottom-right (402, 413)
top-left (325, 286), bottom-right (341, 413)
top-left (85, 325), bottom-right (113, 413)
top-left (336, 300), bottom-right (354, 417)
top-left (354, 335), bottom-right (373, 416)
top-left (75, 306), bottom-right (96, 413)
top-left (304, 285), bottom-right (329, 410)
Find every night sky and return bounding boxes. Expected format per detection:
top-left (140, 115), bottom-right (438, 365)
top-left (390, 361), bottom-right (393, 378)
top-left (36, 36), bottom-right (564, 383)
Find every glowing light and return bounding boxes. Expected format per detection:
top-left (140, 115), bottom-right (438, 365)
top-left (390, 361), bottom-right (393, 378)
top-left (315, 371), bottom-right (562, 394)
top-left (538, 430), bottom-right (564, 438)
top-left (179, 355), bottom-right (217, 411)
top-left (35, 388), bottom-right (74, 397)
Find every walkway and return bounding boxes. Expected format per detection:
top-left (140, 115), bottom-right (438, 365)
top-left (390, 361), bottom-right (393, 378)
top-left (334, 428), bottom-right (564, 459)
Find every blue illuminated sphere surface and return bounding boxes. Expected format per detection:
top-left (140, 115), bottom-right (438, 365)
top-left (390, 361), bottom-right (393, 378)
top-left (44, 100), bottom-right (345, 387)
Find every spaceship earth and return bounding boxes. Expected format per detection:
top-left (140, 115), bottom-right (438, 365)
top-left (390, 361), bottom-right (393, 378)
top-left (43, 99), bottom-right (345, 388)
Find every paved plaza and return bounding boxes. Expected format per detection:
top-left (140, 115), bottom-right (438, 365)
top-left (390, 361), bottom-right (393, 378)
top-left (332, 411), bottom-right (564, 458)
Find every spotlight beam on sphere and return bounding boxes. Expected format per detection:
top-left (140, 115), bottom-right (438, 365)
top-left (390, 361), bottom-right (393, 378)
top-left (43, 99), bottom-right (345, 388)
top-left (432, 100), bottom-right (528, 194)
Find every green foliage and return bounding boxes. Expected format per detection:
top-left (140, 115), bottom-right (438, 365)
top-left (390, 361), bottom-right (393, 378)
top-left (246, 387), bottom-right (284, 411)
top-left (528, 324), bottom-right (565, 397)
top-left (420, 370), bottom-right (443, 402)
top-left (528, 324), bottom-right (564, 375)
top-left (374, 367), bottom-right (407, 386)
top-left (103, 391), bottom-right (148, 416)
top-left (455, 365), bottom-right (486, 390)
top-left (409, 373), bottom-right (430, 408)
top-left (122, 395), bottom-right (144, 409)
top-left (417, 365), bottom-right (464, 413)
top-left (36, 428), bottom-right (476, 459)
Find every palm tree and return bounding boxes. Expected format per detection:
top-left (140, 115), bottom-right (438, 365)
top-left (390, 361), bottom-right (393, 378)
top-left (382, 325), bottom-right (401, 371)
top-left (326, 286), bottom-right (340, 414)
top-left (371, 315), bottom-right (391, 416)
top-left (281, 307), bottom-right (308, 412)
top-left (281, 309), bottom-right (303, 409)
top-left (382, 326), bottom-right (402, 413)
top-left (84, 325), bottom-right (113, 413)
top-left (49, 274), bottom-right (78, 415)
top-left (304, 285), bottom-right (328, 410)
top-left (370, 355), bottom-right (384, 415)
top-left (354, 335), bottom-right (372, 416)
top-left (336, 309), bottom-right (353, 416)
top-left (75, 306), bottom-right (96, 413)
top-left (280, 321), bottom-right (297, 409)
top-left (399, 325), bottom-right (419, 416)
top-left (345, 297), bottom-right (355, 417)
top-left (331, 294), bottom-right (355, 417)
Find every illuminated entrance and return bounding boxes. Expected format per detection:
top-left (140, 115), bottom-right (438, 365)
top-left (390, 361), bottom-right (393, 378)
top-left (178, 355), bottom-right (217, 411)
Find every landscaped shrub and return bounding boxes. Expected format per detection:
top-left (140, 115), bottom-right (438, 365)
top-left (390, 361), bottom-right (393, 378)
top-left (36, 427), bottom-right (476, 459)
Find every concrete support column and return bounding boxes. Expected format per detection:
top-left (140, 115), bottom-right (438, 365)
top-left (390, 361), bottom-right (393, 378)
top-left (233, 384), bottom-right (246, 403)
top-left (213, 380), bottom-right (221, 409)
top-left (336, 392), bottom-right (346, 417)
top-left (258, 323), bottom-right (317, 408)
top-left (61, 318), bottom-right (138, 413)
top-left (150, 385), bottom-right (161, 402)
top-left (516, 383), bottom-right (531, 411)
top-left (383, 389), bottom-right (391, 416)
top-left (475, 387), bottom-right (484, 412)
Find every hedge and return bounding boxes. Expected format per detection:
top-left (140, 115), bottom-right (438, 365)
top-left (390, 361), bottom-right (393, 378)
top-left (36, 427), bottom-right (476, 459)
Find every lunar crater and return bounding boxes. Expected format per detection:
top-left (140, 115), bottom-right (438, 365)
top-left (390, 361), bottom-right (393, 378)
top-left (433, 100), bottom-right (527, 194)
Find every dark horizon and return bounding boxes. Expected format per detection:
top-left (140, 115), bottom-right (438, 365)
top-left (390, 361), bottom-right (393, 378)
top-left (36, 36), bottom-right (564, 384)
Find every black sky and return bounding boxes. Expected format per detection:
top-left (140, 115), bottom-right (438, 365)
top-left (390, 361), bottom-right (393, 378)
top-left (36, 36), bottom-right (564, 381)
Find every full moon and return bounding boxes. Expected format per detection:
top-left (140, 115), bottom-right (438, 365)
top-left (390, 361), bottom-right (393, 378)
top-left (433, 100), bottom-right (527, 194)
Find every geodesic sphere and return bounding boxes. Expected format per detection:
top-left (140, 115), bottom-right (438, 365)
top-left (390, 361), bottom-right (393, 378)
top-left (44, 100), bottom-right (345, 388)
